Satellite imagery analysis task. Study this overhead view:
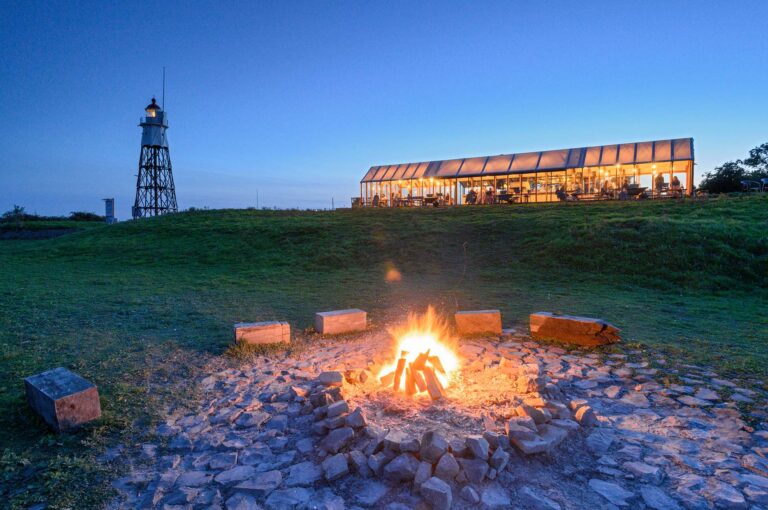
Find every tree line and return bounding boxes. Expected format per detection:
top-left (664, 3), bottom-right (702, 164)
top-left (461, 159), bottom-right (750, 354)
top-left (699, 142), bottom-right (768, 193)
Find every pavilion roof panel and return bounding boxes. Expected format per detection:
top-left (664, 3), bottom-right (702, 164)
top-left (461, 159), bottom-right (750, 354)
top-left (360, 138), bottom-right (693, 182)
top-left (482, 155), bottom-right (511, 174)
top-left (538, 149), bottom-right (569, 170)
top-left (459, 156), bottom-right (488, 176)
top-left (510, 151), bottom-right (540, 172)
top-left (654, 140), bottom-right (672, 161)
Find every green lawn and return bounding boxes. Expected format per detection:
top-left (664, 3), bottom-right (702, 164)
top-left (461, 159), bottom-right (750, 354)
top-left (1, 195), bottom-right (766, 508)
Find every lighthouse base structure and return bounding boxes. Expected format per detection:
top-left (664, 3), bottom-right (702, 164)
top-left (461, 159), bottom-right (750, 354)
top-left (133, 145), bottom-right (178, 219)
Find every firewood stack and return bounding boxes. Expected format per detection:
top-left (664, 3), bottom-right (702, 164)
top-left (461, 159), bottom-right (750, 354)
top-left (379, 349), bottom-right (447, 400)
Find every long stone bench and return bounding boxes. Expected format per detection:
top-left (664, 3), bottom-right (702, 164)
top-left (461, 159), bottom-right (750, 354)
top-left (24, 367), bottom-right (102, 432)
top-left (234, 321), bottom-right (291, 344)
top-left (315, 309), bottom-right (367, 335)
top-left (455, 310), bottom-right (502, 336)
top-left (529, 312), bottom-right (620, 346)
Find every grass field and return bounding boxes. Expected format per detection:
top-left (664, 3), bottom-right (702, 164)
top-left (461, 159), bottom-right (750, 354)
top-left (1, 195), bottom-right (767, 508)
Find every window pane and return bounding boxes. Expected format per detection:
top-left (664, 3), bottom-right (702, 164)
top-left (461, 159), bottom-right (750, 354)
top-left (635, 142), bottom-right (653, 163)
top-left (434, 159), bottom-right (463, 177)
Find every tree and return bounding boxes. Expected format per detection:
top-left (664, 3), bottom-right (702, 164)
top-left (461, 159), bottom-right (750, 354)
top-left (699, 142), bottom-right (768, 193)
top-left (1, 205), bottom-right (26, 228)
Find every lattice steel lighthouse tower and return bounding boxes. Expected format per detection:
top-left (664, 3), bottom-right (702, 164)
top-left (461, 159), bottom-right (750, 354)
top-left (132, 98), bottom-right (177, 219)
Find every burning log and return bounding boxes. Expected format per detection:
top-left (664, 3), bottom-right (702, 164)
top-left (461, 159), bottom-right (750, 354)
top-left (380, 371), bottom-right (395, 386)
top-left (393, 357), bottom-right (407, 392)
top-left (422, 366), bottom-right (446, 401)
top-left (428, 356), bottom-right (446, 375)
top-left (411, 350), bottom-right (430, 370)
top-left (410, 364), bottom-right (427, 392)
top-left (405, 368), bottom-right (417, 395)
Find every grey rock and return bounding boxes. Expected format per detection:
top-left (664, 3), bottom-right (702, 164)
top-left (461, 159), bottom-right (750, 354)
top-left (349, 450), bottom-right (372, 477)
top-left (225, 492), bottom-right (259, 510)
top-left (620, 392), bottom-right (651, 408)
top-left (588, 479), bottom-right (634, 507)
top-left (322, 453), bottom-right (349, 481)
top-left (434, 452), bottom-right (460, 481)
top-left (319, 372), bottom-right (344, 386)
top-left (518, 486), bottom-right (561, 510)
top-left (367, 451), bottom-right (392, 475)
top-left (266, 414), bottom-right (288, 431)
top-left (506, 421), bottom-right (538, 442)
top-left (233, 470), bottom-right (282, 497)
top-left (354, 480), bottom-right (389, 506)
top-left (209, 452), bottom-right (238, 470)
top-left (586, 430), bottom-right (615, 455)
top-left (414, 460), bottom-right (433, 485)
top-left (384, 430), bottom-right (419, 453)
top-left (176, 470), bottom-right (212, 487)
top-left (382, 453), bottom-right (420, 482)
top-left (466, 435), bottom-right (490, 459)
top-left (640, 486), bottom-right (681, 510)
top-left (623, 461), bottom-right (663, 485)
top-left (265, 487), bottom-right (313, 509)
top-left (236, 411), bottom-right (271, 429)
top-left (321, 427), bottom-right (354, 453)
top-left (308, 488), bottom-right (345, 510)
top-left (481, 485), bottom-right (512, 508)
top-left (215, 465), bottom-right (256, 485)
top-left (285, 461), bottom-right (322, 486)
top-left (420, 430), bottom-right (448, 463)
top-left (326, 400), bottom-right (349, 418)
top-left (459, 458), bottom-right (489, 484)
top-left (460, 485), bottom-right (480, 503)
top-left (295, 438), bottom-right (314, 454)
top-left (345, 407), bottom-right (366, 428)
top-left (574, 405), bottom-right (598, 426)
top-left (420, 477), bottom-right (452, 510)
top-left (489, 447), bottom-right (510, 471)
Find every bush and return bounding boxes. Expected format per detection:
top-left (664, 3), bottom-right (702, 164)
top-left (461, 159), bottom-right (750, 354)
top-left (69, 211), bottom-right (104, 222)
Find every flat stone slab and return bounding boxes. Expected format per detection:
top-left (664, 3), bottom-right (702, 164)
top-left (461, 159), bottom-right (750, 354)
top-left (530, 312), bottom-right (620, 346)
top-left (234, 321), bottom-right (290, 345)
top-left (314, 309), bottom-right (367, 335)
top-left (455, 310), bottom-right (502, 336)
top-left (24, 367), bottom-right (101, 432)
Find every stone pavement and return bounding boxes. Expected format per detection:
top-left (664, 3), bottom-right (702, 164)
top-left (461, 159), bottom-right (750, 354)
top-left (108, 333), bottom-right (768, 509)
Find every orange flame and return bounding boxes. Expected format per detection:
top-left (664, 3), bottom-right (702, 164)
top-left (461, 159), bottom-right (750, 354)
top-left (378, 306), bottom-right (460, 392)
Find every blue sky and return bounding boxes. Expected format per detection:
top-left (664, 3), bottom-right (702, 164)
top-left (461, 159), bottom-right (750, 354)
top-left (1, 1), bottom-right (766, 217)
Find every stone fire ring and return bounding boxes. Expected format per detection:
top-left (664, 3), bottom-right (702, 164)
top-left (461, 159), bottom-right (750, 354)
top-left (115, 331), bottom-right (768, 510)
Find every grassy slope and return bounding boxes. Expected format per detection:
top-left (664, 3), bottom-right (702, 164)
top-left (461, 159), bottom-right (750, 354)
top-left (0, 195), bottom-right (766, 508)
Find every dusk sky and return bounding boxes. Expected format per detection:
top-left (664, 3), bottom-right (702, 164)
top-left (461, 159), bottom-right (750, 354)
top-left (1, 1), bottom-right (767, 218)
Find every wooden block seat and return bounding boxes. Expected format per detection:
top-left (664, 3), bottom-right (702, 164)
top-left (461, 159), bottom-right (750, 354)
top-left (529, 312), bottom-right (620, 346)
top-left (315, 309), bottom-right (367, 335)
top-left (455, 310), bottom-right (502, 336)
top-left (24, 367), bottom-right (102, 432)
top-left (234, 321), bottom-right (290, 344)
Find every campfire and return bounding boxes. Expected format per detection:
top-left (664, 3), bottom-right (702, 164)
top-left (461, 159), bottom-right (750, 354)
top-left (377, 307), bottom-right (459, 400)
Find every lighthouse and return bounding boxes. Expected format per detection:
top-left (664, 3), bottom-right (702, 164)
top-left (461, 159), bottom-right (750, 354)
top-left (132, 98), bottom-right (178, 219)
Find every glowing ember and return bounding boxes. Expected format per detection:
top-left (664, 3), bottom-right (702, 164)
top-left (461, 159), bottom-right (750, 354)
top-left (377, 307), bottom-right (460, 399)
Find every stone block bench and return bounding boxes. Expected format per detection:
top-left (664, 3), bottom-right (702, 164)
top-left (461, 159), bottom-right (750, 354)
top-left (315, 309), bottom-right (367, 335)
top-left (24, 367), bottom-right (102, 432)
top-left (529, 312), bottom-right (620, 346)
top-left (234, 321), bottom-right (291, 344)
top-left (455, 310), bottom-right (502, 336)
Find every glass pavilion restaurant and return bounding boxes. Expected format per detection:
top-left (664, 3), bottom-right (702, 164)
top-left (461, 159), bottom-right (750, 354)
top-left (359, 138), bottom-right (694, 207)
